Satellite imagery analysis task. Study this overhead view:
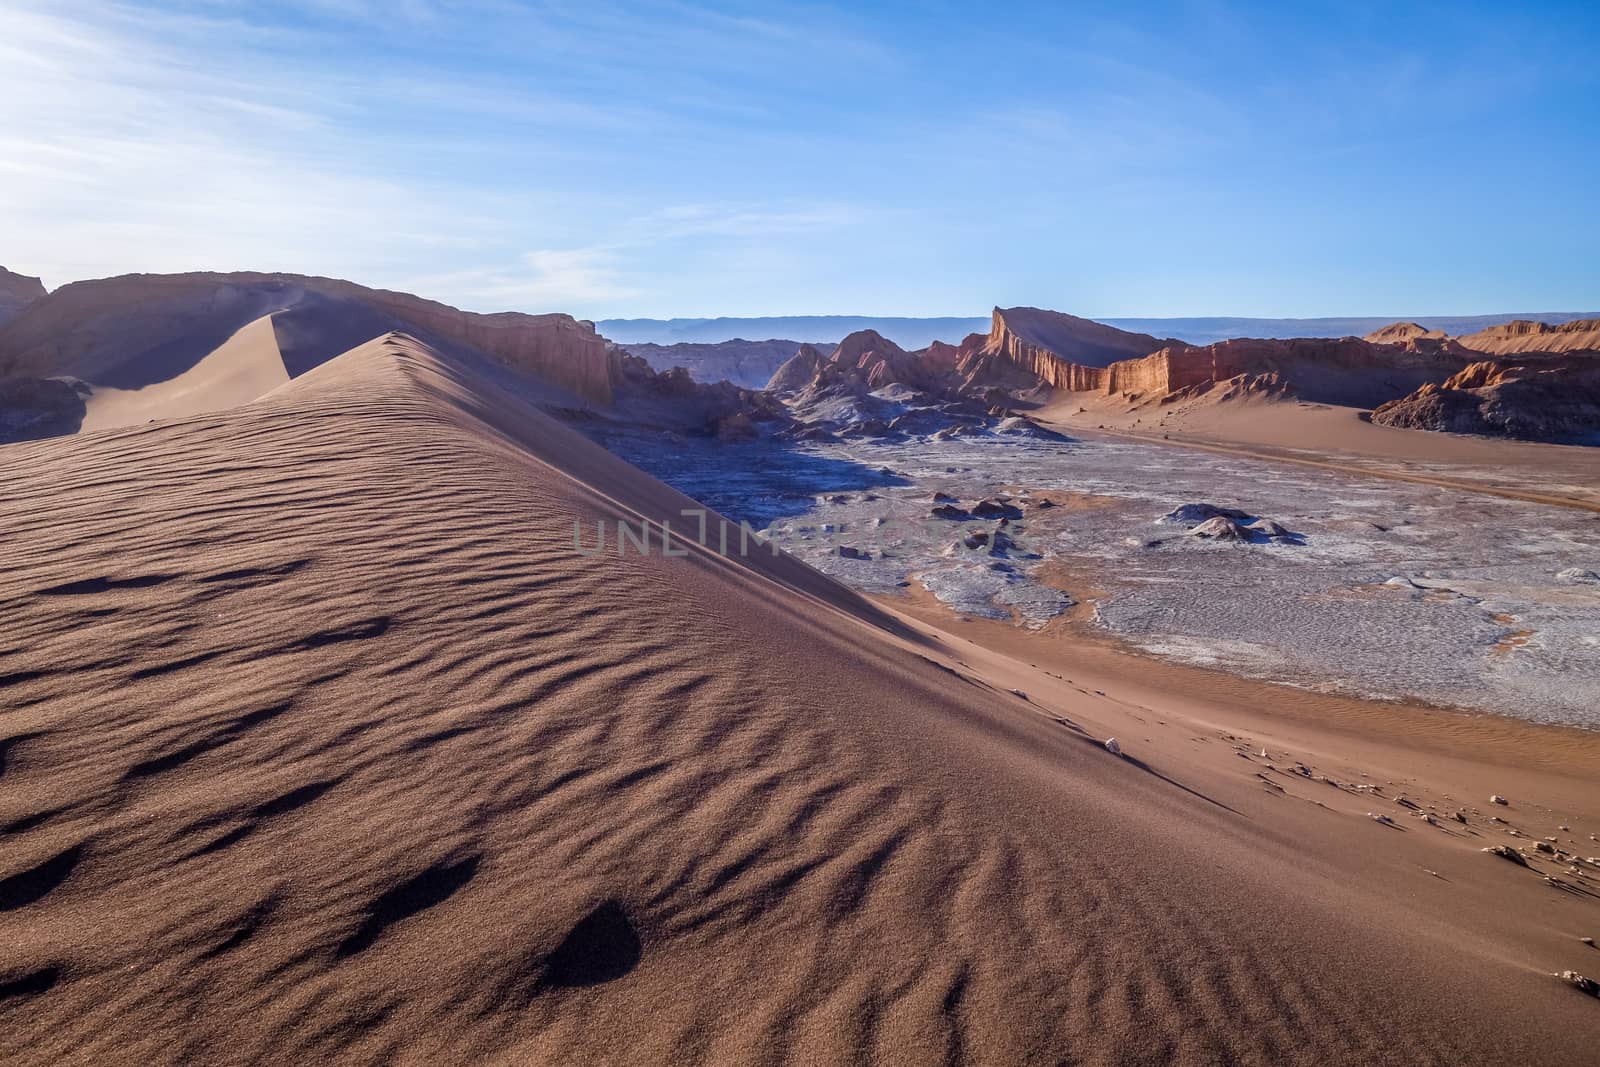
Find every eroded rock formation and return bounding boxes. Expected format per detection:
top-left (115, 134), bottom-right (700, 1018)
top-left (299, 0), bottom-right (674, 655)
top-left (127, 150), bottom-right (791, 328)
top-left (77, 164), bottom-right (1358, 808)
top-left (622, 338), bottom-right (811, 388)
top-left (1455, 318), bottom-right (1600, 356)
top-left (0, 266), bottom-right (47, 326)
top-left (1372, 356), bottom-right (1600, 441)
top-left (952, 307), bottom-right (1178, 391)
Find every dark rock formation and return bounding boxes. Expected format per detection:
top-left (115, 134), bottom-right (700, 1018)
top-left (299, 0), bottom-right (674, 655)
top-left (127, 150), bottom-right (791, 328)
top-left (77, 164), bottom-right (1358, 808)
top-left (0, 377), bottom-right (88, 444)
top-left (0, 267), bottom-right (46, 327)
top-left (1371, 356), bottom-right (1600, 441)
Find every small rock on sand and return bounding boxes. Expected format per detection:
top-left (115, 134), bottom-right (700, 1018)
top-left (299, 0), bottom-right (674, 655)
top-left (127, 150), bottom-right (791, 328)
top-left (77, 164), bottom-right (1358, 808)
top-left (1104, 737), bottom-right (1122, 756)
top-left (1490, 794), bottom-right (1509, 805)
top-left (1482, 845), bottom-right (1529, 866)
top-left (971, 498), bottom-right (1023, 520)
top-left (1557, 970), bottom-right (1599, 997)
top-left (1188, 516), bottom-right (1249, 541)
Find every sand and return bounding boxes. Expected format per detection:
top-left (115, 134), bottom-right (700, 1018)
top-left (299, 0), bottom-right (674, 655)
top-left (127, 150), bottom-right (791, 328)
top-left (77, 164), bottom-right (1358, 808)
top-left (77, 314), bottom-right (291, 434)
top-left (3, 334), bottom-right (1599, 1065)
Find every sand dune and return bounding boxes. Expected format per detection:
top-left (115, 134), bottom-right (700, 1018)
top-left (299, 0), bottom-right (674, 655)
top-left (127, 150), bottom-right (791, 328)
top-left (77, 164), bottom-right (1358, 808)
top-left (3, 334), bottom-right (1597, 1065)
top-left (77, 315), bottom-right (289, 433)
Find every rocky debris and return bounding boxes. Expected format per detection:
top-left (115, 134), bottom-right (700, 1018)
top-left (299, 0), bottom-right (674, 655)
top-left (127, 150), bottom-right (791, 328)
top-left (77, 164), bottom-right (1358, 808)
top-left (1104, 737), bottom-right (1122, 756)
top-left (1556, 568), bottom-right (1600, 585)
top-left (836, 546), bottom-right (872, 560)
top-left (1491, 794), bottom-right (1509, 805)
top-left (1189, 516), bottom-right (1250, 541)
top-left (1482, 845), bottom-right (1529, 866)
top-left (1557, 970), bottom-right (1599, 997)
top-left (1536, 840), bottom-right (1557, 854)
top-left (931, 503), bottom-right (972, 520)
top-left (1248, 519), bottom-right (1293, 539)
top-left (951, 527), bottom-right (1019, 557)
top-left (971, 498), bottom-right (1023, 520)
top-left (1371, 355), bottom-right (1600, 442)
top-left (933, 491), bottom-right (959, 503)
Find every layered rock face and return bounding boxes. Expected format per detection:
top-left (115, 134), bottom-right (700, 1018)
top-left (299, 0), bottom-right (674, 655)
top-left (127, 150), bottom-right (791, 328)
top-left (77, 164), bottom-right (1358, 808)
top-left (0, 272), bottom-right (617, 405)
top-left (1372, 356), bottom-right (1600, 441)
top-left (954, 307), bottom-right (1176, 390)
top-left (1363, 322), bottom-right (1448, 345)
top-left (981, 334), bottom-right (1468, 409)
top-left (1455, 318), bottom-right (1600, 356)
top-left (0, 266), bottom-right (47, 326)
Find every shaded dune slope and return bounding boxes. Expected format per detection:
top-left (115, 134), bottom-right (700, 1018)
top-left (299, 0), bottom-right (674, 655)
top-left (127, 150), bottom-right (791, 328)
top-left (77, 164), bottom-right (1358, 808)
top-left (0, 335), bottom-right (1590, 1065)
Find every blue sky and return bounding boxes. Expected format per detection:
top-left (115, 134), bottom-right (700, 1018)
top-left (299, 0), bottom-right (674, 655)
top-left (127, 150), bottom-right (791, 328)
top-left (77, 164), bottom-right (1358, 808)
top-left (2, 0), bottom-right (1597, 318)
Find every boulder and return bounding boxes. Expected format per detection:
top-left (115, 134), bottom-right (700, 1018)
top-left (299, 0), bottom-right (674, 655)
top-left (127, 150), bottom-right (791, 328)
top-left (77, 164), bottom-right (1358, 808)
top-left (972, 498), bottom-right (1023, 520)
top-left (1162, 502), bottom-right (1252, 525)
top-left (1188, 516), bottom-right (1249, 541)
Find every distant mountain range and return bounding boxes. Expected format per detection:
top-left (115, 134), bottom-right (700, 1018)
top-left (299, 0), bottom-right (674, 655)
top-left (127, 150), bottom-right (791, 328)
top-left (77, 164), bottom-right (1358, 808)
top-left (599, 312), bottom-right (1600, 349)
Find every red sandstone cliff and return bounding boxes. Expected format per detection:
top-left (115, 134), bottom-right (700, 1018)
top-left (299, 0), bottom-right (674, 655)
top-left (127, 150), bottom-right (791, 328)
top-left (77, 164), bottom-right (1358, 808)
top-left (953, 307), bottom-right (1177, 391)
top-left (1454, 318), bottom-right (1600, 356)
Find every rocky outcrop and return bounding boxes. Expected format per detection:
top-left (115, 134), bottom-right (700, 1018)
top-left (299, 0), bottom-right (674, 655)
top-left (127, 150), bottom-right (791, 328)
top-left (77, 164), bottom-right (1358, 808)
top-left (622, 338), bottom-right (812, 388)
top-left (0, 272), bottom-right (618, 404)
top-left (1364, 322), bottom-right (1447, 345)
top-left (1366, 317), bottom-right (1600, 357)
top-left (609, 348), bottom-right (789, 437)
top-left (766, 343), bottom-right (828, 393)
top-left (0, 376), bottom-right (87, 444)
top-left (1371, 355), bottom-right (1600, 441)
top-left (1455, 318), bottom-right (1600, 356)
top-left (0, 267), bottom-right (46, 326)
top-left (1024, 336), bottom-right (1468, 408)
top-left (775, 330), bottom-right (952, 398)
top-left (954, 307), bottom-right (1176, 391)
